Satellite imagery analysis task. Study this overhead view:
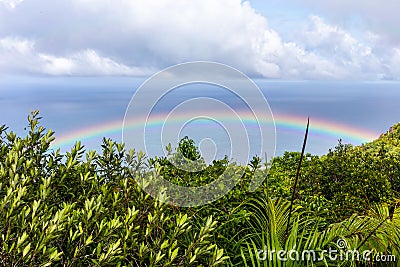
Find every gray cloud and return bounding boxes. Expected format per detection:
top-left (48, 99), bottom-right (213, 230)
top-left (0, 0), bottom-right (400, 79)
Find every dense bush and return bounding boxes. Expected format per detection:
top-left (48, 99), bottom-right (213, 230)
top-left (0, 111), bottom-right (228, 266)
top-left (267, 139), bottom-right (400, 222)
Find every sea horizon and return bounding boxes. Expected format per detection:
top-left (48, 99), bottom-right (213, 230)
top-left (1, 76), bottom-right (398, 162)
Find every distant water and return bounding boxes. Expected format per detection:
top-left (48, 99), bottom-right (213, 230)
top-left (1, 76), bottom-right (399, 159)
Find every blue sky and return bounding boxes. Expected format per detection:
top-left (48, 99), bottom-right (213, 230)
top-left (1, 0), bottom-right (400, 80)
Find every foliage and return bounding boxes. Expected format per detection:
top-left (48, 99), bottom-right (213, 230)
top-left (267, 139), bottom-right (400, 222)
top-left (0, 111), bottom-right (399, 266)
top-left (239, 193), bottom-right (400, 267)
top-left (0, 111), bottom-right (227, 266)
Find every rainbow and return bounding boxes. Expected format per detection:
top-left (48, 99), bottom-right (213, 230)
top-left (274, 114), bottom-right (379, 142)
top-left (50, 113), bottom-right (380, 150)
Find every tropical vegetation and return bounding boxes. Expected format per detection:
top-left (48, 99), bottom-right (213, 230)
top-left (0, 111), bottom-right (399, 266)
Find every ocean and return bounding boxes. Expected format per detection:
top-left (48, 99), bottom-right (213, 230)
top-left (1, 76), bottom-right (399, 163)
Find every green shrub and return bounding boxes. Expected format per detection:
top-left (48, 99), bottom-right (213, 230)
top-left (0, 111), bottom-right (228, 266)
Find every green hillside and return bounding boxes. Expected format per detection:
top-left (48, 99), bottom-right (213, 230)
top-left (362, 122), bottom-right (400, 155)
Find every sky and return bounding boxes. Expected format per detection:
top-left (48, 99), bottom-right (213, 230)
top-left (1, 0), bottom-right (400, 80)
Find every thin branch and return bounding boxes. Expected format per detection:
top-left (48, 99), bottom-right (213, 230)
top-left (284, 117), bottom-right (309, 246)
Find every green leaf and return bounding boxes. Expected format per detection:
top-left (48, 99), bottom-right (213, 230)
top-left (85, 235), bottom-right (93, 246)
top-left (170, 247), bottom-right (179, 262)
top-left (22, 243), bottom-right (31, 257)
top-left (189, 254), bottom-right (196, 264)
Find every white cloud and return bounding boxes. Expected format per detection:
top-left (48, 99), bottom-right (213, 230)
top-left (0, 0), bottom-right (23, 9)
top-left (292, 16), bottom-right (385, 79)
top-left (39, 50), bottom-right (152, 76)
top-left (0, 36), bottom-right (33, 54)
top-left (303, 15), bottom-right (400, 79)
top-left (0, 0), bottom-right (400, 79)
top-left (294, 0), bottom-right (400, 43)
top-left (0, 37), bottom-right (152, 75)
top-left (0, 37), bottom-right (38, 73)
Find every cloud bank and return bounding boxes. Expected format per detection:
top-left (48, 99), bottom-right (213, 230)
top-left (0, 37), bottom-right (152, 75)
top-left (295, 0), bottom-right (400, 44)
top-left (1, 0), bottom-right (400, 79)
